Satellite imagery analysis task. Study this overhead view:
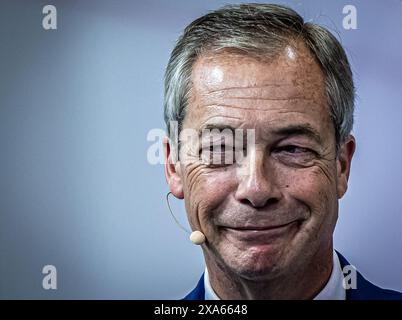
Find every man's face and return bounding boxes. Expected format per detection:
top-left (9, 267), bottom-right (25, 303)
top-left (168, 43), bottom-right (353, 280)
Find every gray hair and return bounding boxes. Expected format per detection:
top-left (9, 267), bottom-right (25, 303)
top-left (164, 3), bottom-right (354, 149)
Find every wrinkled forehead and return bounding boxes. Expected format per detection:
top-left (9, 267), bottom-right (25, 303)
top-left (184, 43), bottom-right (329, 134)
top-left (190, 43), bottom-right (325, 101)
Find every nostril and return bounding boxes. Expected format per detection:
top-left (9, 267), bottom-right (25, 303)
top-left (265, 197), bottom-right (279, 206)
top-left (240, 196), bottom-right (279, 209)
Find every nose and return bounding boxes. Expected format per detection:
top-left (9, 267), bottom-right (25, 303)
top-left (234, 146), bottom-right (282, 208)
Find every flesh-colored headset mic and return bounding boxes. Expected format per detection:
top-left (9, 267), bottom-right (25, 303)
top-left (166, 192), bottom-right (206, 245)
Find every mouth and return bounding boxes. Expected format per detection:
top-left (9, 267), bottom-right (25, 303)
top-left (220, 221), bottom-right (300, 243)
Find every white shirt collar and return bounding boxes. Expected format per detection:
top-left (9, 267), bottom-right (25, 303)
top-left (204, 250), bottom-right (346, 300)
top-left (204, 267), bottom-right (221, 300)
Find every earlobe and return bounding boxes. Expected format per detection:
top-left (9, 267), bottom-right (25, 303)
top-left (168, 163), bottom-right (184, 199)
top-left (336, 135), bottom-right (356, 199)
top-left (164, 136), bottom-right (184, 199)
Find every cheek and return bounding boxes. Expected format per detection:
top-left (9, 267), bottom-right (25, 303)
top-left (183, 165), bottom-right (237, 228)
top-left (282, 164), bottom-right (338, 215)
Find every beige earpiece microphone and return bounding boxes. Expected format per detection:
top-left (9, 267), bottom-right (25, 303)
top-left (166, 192), bottom-right (206, 245)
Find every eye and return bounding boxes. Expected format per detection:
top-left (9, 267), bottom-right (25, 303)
top-left (275, 145), bottom-right (311, 154)
top-left (271, 145), bottom-right (318, 167)
top-left (210, 143), bottom-right (226, 151)
top-left (199, 144), bottom-right (236, 166)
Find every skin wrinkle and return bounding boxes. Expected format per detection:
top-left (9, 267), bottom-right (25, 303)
top-left (205, 83), bottom-right (296, 94)
top-left (198, 114), bottom-right (242, 129)
top-left (201, 104), bottom-right (324, 117)
top-left (183, 164), bottom-right (210, 233)
top-left (164, 40), bottom-right (355, 299)
top-left (201, 114), bottom-right (242, 121)
top-left (205, 96), bottom-right (307, 101)
top-left (202, 88), bottom-right (308, 99)
top-left (202, 88), bottom-right (317, 99)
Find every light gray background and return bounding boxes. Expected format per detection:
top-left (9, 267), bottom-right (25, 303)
top-left (0, 0), bottom-right (401, 299)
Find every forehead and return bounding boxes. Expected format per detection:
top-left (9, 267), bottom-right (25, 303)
top-left (186, 43), bottom-right (330, 133)
top-left (191, 41), bottom-right (325, 94)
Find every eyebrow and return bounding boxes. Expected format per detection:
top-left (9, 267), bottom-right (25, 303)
top-left (272, 124), bottom-right (322, 145)
top-left (198, 123), bottom-right (322, 144)
top-left (198, 124), bottom-right (237, 135)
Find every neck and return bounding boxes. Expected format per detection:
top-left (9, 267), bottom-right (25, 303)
top-left (204, 245), bottom-right (334, 300)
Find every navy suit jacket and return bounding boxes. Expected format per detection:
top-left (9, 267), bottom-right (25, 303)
top-left (183, 252), bottom-right (402, 300)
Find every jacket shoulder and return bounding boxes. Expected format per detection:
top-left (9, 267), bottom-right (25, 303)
top-left (182, 273), bottom-right (205, 300)
top-left (336, 251), bottom-right (402, 300)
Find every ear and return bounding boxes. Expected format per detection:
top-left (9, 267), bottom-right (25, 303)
top-left (336, 135), bottom-right (356, 199)
top-left (164, 136), bottom-right (184, 199)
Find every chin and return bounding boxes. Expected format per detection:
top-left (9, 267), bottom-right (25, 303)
top-left (220, 244), bottom-right (289, 281)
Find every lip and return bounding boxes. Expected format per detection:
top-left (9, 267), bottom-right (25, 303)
top-left (220, 221), bottom-right (299, 242)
